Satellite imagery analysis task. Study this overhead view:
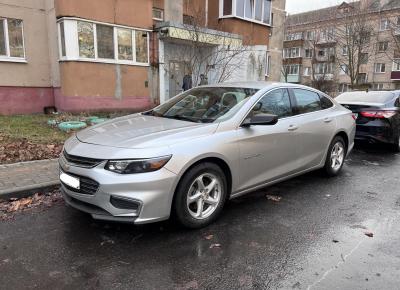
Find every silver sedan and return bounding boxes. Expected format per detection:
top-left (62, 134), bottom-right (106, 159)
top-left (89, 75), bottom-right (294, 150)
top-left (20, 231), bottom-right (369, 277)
top-left (59, 82), bottom-right (356, 228)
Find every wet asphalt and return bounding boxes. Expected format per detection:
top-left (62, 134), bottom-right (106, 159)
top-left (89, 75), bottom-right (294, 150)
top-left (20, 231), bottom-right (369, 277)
top-left (0, 144), bottom-right (399, 290)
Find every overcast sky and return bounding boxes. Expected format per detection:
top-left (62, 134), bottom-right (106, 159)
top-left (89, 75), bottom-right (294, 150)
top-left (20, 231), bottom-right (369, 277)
top-left (286, 0), bottom-right (345, 14)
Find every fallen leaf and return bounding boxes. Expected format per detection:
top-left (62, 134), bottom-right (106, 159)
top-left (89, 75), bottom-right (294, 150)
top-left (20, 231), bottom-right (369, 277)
top-left (332, 239), bottom-right (339, 243)
top-left (266, 194), bottom-right (281, 202)
top-left (209, 243), bottom-right (221, 249)
top-left (364, 231), bottom-right (374, 238)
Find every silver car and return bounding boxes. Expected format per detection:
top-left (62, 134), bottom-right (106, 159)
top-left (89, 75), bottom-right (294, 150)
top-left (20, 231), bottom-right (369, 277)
top-left (59, 82), bottom-right (356, 228)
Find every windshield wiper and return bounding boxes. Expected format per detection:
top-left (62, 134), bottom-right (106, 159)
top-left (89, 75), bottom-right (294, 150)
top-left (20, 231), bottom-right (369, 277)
top-left (162, 115), bottom-right (201, 123)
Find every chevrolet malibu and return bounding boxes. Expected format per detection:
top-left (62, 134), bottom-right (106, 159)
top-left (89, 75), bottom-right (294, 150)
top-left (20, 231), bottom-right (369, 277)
top-left (59, 82), bottom-right (355, 228)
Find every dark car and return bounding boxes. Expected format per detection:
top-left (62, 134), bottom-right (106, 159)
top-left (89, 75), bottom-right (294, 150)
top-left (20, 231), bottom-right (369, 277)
top-left (336, 91), bottom-right (400, 152)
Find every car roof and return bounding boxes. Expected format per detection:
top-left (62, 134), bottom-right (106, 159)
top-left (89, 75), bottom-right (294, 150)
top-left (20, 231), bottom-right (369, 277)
top-left (336, 91), bottom-right (396, 105)
top-left (200, 81), bottom-right (319, 91)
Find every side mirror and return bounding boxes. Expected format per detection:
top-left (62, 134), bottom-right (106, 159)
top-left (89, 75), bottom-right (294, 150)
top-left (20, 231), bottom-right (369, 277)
top-left (242, 114), bottom-right (279, 127)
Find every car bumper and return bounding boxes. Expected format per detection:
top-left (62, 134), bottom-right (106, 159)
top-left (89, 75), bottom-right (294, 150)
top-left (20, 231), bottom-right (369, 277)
top-left (60, 163), bottom-right (178, 224)
top-left (355, 123), bottom-right (395, 144)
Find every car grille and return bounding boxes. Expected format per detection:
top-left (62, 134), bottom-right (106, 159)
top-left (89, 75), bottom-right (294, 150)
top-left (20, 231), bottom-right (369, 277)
top-left (61, 174), bottom-right (100, 195)
top-left (63, 150), bottom-right (103, 168)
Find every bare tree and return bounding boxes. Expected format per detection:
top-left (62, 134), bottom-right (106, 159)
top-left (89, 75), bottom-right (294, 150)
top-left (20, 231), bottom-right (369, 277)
top-left (162, 1), bottom-right (254, 87)
top-left (334, 2), bottom-right (377, 88)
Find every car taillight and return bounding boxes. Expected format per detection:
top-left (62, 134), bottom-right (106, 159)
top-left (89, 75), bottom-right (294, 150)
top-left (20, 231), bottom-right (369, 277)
top-left (360, 111), bottom-right (397, 119)
top-left (351, 114), bottom-right (357, 120)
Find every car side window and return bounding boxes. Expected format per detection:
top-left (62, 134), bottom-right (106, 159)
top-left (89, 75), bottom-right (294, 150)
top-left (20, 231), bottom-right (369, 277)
top-left (395, 98), bottom-right (400, 108)
top-left (293, 89), bottom-right (322, 114)
top-left (252, 88), bottom-right (292, 119)
top-left (320, 95), bottom-right (334, 109)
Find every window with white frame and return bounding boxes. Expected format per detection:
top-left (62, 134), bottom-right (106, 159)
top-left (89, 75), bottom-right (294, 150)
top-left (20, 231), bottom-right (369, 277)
top-left (342, 46), bottom-right (348, 55)
top-left (0, 17), bottom-right (25, 61)
top-left (303, 67), bottom-right (311, 76)
top-left (374, 63), bottom-right (386, 73)
top-left (393, 59), bottom-right (400, 71)
top-left (285, 32), bottom-right (303, 41)
top-left (58, 18), bottom-right (149, 65)
top-left (305, 48), bottom-right (313, 58)
top-left (339, 83), bottom-right (349, 93)
top-left (380, 19), bottom-right (390, 31)
top-left (221, 0), bottom-right (272, 25)
top-left (340, 64), bottom-right (348, 75)
top-left (314, 62), bottom-right (333, 74)
top-left (283, 47), bottom-right (300, 58)
top-left (305, 31), bottom-right (315, 40)
top-left (284, 64), bottom-right (299, 75)
top-left (265, 52), bottom-right (271, 76)
top-left (372, 83), bottom-right (384, 90)
top-left (377, 41), bottom-right (388, 52)
top-left (152, 8), bottom-right (164, 21)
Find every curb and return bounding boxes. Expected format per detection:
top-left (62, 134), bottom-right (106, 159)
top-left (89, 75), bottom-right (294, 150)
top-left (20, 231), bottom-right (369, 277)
top-left (0, 181), bottom-right (60, 201)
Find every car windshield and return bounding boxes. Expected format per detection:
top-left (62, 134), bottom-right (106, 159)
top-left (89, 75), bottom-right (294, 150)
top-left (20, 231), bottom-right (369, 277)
top-left (336, 91), bottom-right (395, 104)
top-left (147, 87), bottom-right (259, 123)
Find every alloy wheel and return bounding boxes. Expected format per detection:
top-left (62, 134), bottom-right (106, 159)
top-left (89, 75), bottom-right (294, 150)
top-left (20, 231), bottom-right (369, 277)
top-left (330, 142), bottom-right (345, 171)
top-left (186, 173), bottom-right (222, 220)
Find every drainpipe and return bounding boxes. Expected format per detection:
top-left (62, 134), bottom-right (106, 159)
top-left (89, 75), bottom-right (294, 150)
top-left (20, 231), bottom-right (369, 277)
top-left (205, 0), bottom-right (208, 27)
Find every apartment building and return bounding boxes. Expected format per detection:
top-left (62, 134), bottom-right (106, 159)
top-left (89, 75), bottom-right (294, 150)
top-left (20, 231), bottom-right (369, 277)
top-left (0, 0), bottom-right (286, 115)
top-left (284, 0), bottom-right (400, 96)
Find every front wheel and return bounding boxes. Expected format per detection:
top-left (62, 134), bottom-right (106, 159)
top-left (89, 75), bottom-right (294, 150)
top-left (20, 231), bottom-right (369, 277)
top-left (323, 136), bottom-right (347, 177)
top-left (173, 163), bottom-right (227, 229)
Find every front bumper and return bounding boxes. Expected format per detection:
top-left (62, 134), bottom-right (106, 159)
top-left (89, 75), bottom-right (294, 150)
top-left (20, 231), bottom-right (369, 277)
top-left (60, 161), bottom-right (178, 224)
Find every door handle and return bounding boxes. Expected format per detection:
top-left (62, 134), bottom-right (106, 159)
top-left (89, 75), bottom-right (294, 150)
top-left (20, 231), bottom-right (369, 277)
top-left (324, 117), bottom-right (333, 123)
top-left (288, 125), bottom-right (299, 131)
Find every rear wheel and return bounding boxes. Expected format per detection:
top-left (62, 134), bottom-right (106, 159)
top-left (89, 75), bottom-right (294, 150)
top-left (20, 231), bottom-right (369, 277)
top-left (324, 136), bottom-right (346, 177)
top-left (173, 163), bottom-right (227, 229)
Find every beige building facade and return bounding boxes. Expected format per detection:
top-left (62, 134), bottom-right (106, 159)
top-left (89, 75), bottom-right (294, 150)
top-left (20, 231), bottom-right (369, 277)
top-left (284, 0), bottom-right (400, 96)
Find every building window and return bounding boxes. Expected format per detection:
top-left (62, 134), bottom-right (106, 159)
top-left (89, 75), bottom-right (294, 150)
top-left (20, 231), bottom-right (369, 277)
top-left (393, 59), bottom-right (400, 71)
top-left (0, 17), bottom-right (25, 61)
top-left (380, 19), bottom-right (390, 31)
top-left (318, 49), bottom-right (326, 57)
top-left (339, 83), bottom-right (349, 93)
top-left (378, 41), bottom-right (388, 52)
top-left (342, 46), bottom-right (348, 55)
top-left (283, 47), bottom-right (300, 58)
top-left (314, 62), bottom-right (333, 74)
top-left (152, 8), bottom-right (164, 21)
top-left (357, 73), bottom-right (367, 84)
top-left (374, 63), bottom-right (386, 73)
top-left (303, 67), bottom-right (311, 76)
top-left (78, 21), bottom-right (95, 58)
top-left (305, 48), bottom-right (313, 58)
top-left (340, 64), bottom-right (348, 75)
top-left (117, 28), bottom-right (133, 61)
top-left (221, 0), bottom-right (272, 25)
top-left (265, 53), bottom-right (271, 76)
top-left (285, 32), bottom-right (303, 41)
top-left (58, 18), bottom-right (150, 66)
top-left (136, 31), bottom-right (148, 63)
top-left (372, 83), bottom-right (384, 90)
top-left (360, 53), bottom-right (368, 64)
top-left (305, 31), bottom-right (315, 40)
top-left (284, 64), bottom-right (299, 75)
top-left (59, 22), bottom-right (66, 57)
top-left (96, 24), bottom-right (114, 59)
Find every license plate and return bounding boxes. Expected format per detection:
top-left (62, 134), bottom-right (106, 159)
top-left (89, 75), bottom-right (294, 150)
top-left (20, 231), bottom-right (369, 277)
top-left (60, 172), bottom-right (80, 189)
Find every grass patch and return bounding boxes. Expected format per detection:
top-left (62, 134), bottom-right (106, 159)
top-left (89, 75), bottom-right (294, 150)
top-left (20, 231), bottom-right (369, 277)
top-left (0, 114), bottom-right (69, 144)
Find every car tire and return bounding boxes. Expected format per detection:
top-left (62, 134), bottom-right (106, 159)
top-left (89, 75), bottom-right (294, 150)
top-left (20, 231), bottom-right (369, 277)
top-left (323, 136), bottom-right (347, 177)
top-left (173, 162), bottom-right (228, 229)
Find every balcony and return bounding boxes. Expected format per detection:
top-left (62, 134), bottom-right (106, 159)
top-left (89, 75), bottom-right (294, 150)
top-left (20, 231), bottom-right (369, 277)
top-left (281, 74), bottom-right (300, 83)
top-left (391, 71), bottom-right (400, 80)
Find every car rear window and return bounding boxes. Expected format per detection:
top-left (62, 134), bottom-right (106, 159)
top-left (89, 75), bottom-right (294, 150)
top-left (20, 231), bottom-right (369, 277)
top-left (336, 91), bottom-right (395, 104)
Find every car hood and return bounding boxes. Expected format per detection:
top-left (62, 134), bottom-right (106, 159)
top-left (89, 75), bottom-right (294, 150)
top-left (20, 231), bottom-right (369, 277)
top-left (76, 114), bottom-right (218, 149)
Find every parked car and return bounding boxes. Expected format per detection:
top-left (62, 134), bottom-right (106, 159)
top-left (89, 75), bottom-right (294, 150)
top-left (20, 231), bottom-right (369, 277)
top-left (336, 91), bottom-right (400, 152)
top-left (59, 82), bottom-right (355, 228)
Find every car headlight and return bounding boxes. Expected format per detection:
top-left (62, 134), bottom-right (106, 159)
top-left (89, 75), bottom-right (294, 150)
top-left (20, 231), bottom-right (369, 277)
top-left (105, 155), bottom-right (172, 174)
